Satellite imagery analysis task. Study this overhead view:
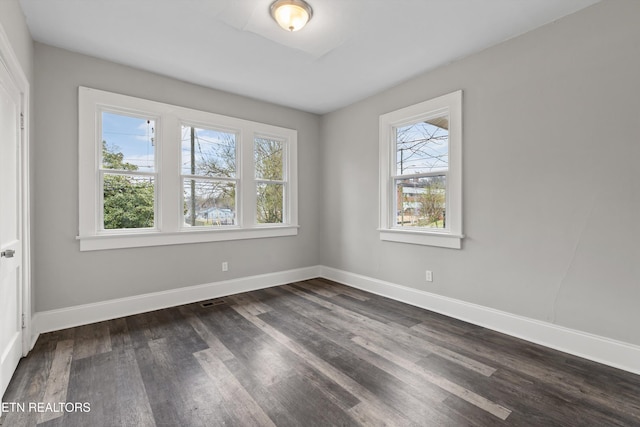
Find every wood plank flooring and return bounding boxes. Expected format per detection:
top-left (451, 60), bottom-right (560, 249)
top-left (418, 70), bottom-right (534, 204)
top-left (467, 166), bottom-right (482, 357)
top-left (2, 278), bottom-right (639, 426)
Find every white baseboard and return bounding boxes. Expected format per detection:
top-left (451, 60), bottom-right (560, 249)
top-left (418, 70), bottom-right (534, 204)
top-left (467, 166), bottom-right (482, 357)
top-left (30, 264), bottom-right (640, 376)
top-left (320, 266), bottom-right (640, 376)
top-left (33, 266), bottom-right (321, 335)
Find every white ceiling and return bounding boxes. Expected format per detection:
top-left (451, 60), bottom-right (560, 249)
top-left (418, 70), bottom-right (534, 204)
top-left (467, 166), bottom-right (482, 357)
top-left (19, 0), bottom-right (599, 114)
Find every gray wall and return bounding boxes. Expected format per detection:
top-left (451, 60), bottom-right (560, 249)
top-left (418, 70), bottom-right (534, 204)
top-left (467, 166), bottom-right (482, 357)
top-left (320, 0), bottom-right (640, 345)
top-left (33, 43), bottom-right (321, 311)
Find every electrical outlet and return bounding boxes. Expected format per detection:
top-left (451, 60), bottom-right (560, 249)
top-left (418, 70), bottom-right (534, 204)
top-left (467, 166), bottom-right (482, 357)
top-left (425, 270), bottom-right (433, 282)
top-left (222, 261), bottom-right (228, 272)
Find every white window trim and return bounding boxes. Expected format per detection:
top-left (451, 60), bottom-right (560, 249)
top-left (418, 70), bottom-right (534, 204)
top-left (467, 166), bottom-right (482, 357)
top-left (378, 90), bottom-right (463, 249)
top-left (78, 87), bottom-right (298, 251)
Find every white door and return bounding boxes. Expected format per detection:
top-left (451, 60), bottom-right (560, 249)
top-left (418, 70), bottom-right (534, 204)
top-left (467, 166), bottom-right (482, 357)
top-left (0, 56), bottom-right (23, 397)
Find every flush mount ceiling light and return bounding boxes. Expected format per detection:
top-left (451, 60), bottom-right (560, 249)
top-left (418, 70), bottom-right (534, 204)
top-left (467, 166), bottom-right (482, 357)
top-left (270, 0), bottom-right (313, 32)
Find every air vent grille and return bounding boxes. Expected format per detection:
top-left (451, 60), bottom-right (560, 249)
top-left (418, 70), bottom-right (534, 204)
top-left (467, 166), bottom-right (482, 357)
top-left (200, 299), bottom-right (226, 308)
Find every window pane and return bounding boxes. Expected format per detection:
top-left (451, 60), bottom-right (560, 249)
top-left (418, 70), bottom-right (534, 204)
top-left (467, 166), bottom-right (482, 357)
top-left (182, 126), bottom-right (236, 178)
top-left (102, 112), bottom-right (155, 172)
top-left (183, 179), bottom-right (236, 227)
top-left (395, 176), bottom-right (446, 228)
top-left (255, 137), bottom-right (283, 180)
top-left (396, 116), bottom-right (448, 175)
top-left (103, 174), bottom-right (155, 229)
top-left (256, 183), bottom-right (283, 224)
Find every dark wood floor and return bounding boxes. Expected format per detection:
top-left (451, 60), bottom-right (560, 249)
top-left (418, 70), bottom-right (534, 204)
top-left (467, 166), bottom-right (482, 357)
top-left (2, 279), bottom-right (640, 426)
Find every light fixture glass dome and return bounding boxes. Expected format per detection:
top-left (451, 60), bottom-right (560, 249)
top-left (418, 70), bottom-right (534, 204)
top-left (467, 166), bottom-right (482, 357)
top-left (270, 0), bottom-right (313, 32)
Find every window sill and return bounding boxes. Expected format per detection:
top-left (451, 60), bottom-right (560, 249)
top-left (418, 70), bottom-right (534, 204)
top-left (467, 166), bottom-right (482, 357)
top-left (77, 226), bottom-right (299, 251)
top-left (379, 229), bottom-right (463, 249)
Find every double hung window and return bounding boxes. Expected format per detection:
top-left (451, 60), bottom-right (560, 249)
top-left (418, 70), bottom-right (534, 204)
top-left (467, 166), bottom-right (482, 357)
top-left (254, 136), bottom-right (286, 224)
top-left (100, 111), bottom-right (157, 231)
top-left (181, 125), bottom-right (238, 228)
top-left (379, 91), bottom-right (463, 249)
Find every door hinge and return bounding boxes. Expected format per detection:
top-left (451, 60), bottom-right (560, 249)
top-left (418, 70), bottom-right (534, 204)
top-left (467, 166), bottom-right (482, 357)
top-left (20, 113), bottom-right (24, 130)
top-left (21, 313), bottom-right (25, 329)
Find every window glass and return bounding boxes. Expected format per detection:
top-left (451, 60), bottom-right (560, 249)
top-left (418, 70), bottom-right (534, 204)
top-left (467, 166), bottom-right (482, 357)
top-left (101, 112), bottom-right (156, 229)
top-left (102, 112), bottom-right (155, 172)
top-left (183, 179), bottom-right (236, 227)
top-left (255, 137), bottom-right (283, 180)
top-left (256, 183), bottom-right (284, 224)
top-left (395, 117), bottom-right (448, 175)
top-left (103, 174), bottom-right (155, 229)
top-left (181, 126), bottom-right (236, 177)
top-left (395, 176), bottom-right (446, 229)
